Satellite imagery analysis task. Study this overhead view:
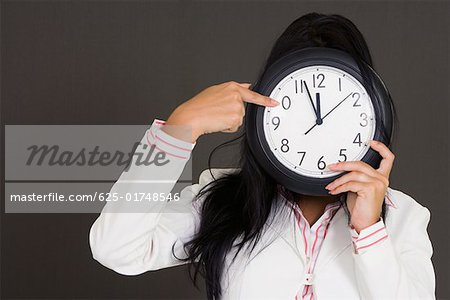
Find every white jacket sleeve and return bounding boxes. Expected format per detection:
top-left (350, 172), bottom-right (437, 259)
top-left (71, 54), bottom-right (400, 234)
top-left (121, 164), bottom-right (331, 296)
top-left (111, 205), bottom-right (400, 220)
top-left (89, 119), bottom-right (203, 276)
top-left (349, 204), bottom-right (436, 299)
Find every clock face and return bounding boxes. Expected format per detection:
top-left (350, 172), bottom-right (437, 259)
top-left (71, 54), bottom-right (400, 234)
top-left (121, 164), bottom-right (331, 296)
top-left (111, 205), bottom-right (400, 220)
top-left (263, 65), bottom-right (376, 178)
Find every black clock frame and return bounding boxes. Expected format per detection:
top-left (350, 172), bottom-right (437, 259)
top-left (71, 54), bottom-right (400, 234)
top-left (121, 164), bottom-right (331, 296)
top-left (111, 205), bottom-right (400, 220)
top-left (246, 47), bottom-right (394, 196)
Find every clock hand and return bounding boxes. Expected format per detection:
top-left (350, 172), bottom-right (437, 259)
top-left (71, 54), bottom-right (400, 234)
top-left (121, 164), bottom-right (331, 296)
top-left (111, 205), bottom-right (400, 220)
top-left (315, 92), bottom-right (323, 125)
top-left (304, 92), bottom-right (353, 135)
top-left (303, 81), bottom-right (319, 120)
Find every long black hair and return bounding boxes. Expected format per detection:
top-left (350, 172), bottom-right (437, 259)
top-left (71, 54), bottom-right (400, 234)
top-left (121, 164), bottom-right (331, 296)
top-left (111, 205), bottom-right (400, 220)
top-left (176, 12), bottom-right (399, 299)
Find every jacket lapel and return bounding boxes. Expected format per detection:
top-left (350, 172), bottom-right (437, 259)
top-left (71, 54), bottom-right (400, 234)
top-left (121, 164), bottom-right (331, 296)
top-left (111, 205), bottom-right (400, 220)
top-left (265, 201), bottom-right (307, 264)
top-left (313, 206), bottom-right (353, 273)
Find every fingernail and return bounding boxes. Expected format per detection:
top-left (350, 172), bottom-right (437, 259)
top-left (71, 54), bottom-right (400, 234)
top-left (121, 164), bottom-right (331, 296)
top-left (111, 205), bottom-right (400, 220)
top-left (271, 98), bottom-right (280, 106)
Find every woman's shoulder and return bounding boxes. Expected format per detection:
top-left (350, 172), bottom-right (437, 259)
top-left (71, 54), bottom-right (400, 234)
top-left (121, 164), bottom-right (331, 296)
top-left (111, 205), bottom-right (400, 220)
top-left (384, 187), bottom-right (433, 252)
top-left (385, 186), bottom-right (431, 219)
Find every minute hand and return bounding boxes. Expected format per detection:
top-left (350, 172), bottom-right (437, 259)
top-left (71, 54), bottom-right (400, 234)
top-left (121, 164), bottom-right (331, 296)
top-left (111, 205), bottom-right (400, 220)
top-left (304, 92), bottom-right (353, 135)
top-left (303, 81), bottom-right (318, 119)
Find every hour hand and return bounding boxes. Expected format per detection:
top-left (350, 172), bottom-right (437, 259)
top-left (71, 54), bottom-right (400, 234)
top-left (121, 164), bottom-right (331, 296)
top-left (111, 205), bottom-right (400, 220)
top-left (315, 92), bottom-right (323, 125)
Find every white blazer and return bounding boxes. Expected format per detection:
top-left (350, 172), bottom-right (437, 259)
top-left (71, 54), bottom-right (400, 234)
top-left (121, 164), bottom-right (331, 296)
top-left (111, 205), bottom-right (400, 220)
top-left (89, 120), bottom-right (436, 300)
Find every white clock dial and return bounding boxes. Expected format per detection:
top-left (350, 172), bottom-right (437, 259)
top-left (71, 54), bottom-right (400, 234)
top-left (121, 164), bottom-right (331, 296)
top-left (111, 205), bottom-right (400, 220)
top-left (263, 65), bottom-right (376, 178)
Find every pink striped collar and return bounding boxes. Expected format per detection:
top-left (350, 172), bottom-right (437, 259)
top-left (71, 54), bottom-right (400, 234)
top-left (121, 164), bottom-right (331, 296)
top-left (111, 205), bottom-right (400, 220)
top-left (282, 194), bottom-right (344, 223)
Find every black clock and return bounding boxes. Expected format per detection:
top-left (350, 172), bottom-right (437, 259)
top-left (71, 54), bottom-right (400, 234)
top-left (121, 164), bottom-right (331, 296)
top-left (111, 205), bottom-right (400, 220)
top-left (246, 47), bottom-right (394, 196)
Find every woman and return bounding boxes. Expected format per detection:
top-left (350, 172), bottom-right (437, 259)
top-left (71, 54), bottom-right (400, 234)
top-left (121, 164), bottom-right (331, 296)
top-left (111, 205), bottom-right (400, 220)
top-left (89, 13), bottom-right (436, 299)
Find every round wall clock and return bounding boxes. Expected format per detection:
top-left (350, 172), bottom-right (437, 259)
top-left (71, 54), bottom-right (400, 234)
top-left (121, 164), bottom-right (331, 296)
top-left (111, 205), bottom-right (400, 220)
top-left (246, 47), bottom-right (394, 196)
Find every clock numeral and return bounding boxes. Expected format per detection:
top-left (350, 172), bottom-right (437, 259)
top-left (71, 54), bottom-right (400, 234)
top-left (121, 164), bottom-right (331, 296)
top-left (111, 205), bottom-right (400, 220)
top-left (339, 77), bottom-right (342, 92)
top-left (281, 138), bottom-right (290, 153)
top-left (338, 148), bottom-right (347, 162)
top-left (352, 92), bottom-right (361, 107)
top-left (297, 151), bottom-right (306, 166)
top-left (360, 113), bottom-right (368, 127)
top-left (313, 73), bottom-right (325, 88)
top-left (295, 80), bottom-right (304, 94)
top-left (353, 133), bottom-right (362, 147)
top-left (282, 96), bottom-right (291, 110)
top-left (317, 155), bottom-right (326, 170)
top-left (271, 116), bottom-right (280, 130)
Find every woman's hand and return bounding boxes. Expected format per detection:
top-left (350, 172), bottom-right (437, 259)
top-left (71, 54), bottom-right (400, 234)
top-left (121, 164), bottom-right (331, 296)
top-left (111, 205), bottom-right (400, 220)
top-left (163, 81), bottom-right (279, 143)
top-left (324, 140), bottom-right (395, 233)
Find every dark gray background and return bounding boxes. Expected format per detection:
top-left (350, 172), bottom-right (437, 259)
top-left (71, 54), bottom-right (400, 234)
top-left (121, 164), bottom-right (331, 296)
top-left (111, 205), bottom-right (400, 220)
top-left (1, 0), bottom-right (449, 299)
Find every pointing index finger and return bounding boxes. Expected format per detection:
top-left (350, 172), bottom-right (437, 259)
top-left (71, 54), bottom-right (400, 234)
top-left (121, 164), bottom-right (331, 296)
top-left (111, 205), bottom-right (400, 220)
top-left (236, 85), bottom-right (280, 107)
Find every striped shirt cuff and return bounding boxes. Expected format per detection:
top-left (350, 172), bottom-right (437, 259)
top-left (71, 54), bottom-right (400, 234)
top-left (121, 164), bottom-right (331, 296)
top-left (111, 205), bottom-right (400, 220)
top-left (146, 118), bottom-right (196, 160)
top-left (349, 217), bottom-right (389, 255)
